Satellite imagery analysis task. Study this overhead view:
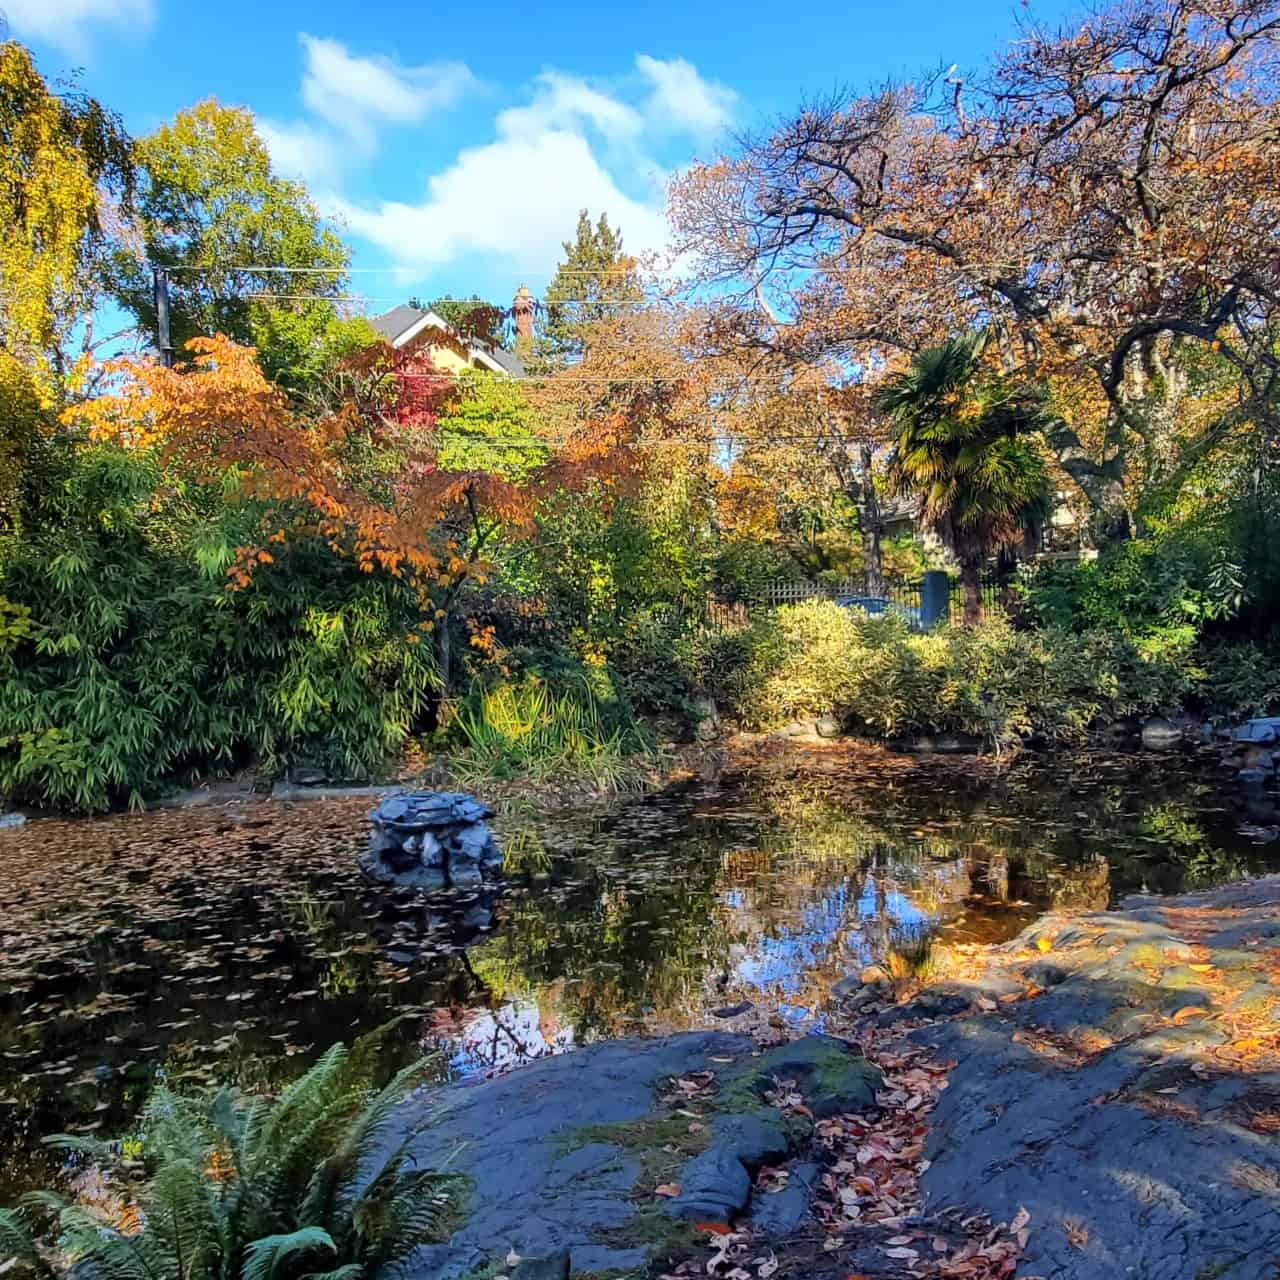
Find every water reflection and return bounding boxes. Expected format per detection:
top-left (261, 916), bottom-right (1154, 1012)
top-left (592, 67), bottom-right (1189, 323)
top-left (0, 755), bottom-right (1276, 1200)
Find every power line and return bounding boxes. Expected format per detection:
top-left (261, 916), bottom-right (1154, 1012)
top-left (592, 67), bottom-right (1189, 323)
top-left (241, 293), bottom-right (654, 306)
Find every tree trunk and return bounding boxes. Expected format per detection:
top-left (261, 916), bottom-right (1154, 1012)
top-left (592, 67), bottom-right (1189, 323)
top-left (960, 559), bottom-right (982, 627)
top-left (433, 622), bottom-right (453, 727)
top-left (858, 442), bottom-right (885, 596)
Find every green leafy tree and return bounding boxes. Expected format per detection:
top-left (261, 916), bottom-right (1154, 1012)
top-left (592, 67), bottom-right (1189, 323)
top-left (537, 210), bottom-right (642, 368)
top-left (0, 1033), bottom-right (460, 1280)
top-left (435, 370), bottom-right (545, 480)
top-left (111, 99), bottom-right (353, 392)
top-left (877, 333), bottom-right (1052, 625)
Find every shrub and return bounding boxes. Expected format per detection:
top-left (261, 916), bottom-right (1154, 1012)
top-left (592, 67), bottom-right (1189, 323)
top-left (717, 599), bottom-right (1206, 748)
top-left (0, 1033), bottom-right (461, 1280)
top-left (0, 443), bottom-right (437, 812)
top-left (1195, 641), bottom-right (1280, 720)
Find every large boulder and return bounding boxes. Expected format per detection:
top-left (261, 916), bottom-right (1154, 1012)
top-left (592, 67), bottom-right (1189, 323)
top-left (361, 791), bottom-right (503, 890)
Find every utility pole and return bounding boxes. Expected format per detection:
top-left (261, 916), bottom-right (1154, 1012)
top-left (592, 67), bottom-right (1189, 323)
top-left (153, 267), bottom-right (175, 367)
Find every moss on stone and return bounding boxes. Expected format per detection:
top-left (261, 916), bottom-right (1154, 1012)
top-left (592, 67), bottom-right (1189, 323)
top-left (591, 1205), bottom-right (700, 1267)
top-left (573, 1109), bottom-right (712, 1198)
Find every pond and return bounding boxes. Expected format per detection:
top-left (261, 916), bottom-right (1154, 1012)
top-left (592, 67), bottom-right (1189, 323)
top-left (2, 748), bottom-right (1277, 1201)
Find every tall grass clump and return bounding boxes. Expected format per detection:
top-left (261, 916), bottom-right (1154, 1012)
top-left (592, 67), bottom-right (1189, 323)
top-left (451, 673), bottom-right (651, 790)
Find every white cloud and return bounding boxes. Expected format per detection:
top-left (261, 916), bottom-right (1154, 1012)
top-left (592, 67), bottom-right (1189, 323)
top-left (257, 119), bottom-right (347, 190)
top-left (498, 70), bottom-right (644, 144)
top-left (4, 0), bottom-right (153, 54)
top-left (334, 126), bottom-right (669, 275)
top-left (299, 35), bottom-right (475, 140)
top-left (263, 43), bottom-right (736, 280)
top-left (636, 55), bottom-right (737, 138)
top-left (263, 35), bottom-right (477, 184)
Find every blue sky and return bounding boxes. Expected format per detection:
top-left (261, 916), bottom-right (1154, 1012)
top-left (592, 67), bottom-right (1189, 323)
top-left (13, 0), bottom-right (1080, 311)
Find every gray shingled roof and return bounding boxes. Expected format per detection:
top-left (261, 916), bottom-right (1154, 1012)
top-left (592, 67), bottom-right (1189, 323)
top-left (369, 304), bottom-right (428, 343)
top-left (474, 343), bottom-right (527, 377)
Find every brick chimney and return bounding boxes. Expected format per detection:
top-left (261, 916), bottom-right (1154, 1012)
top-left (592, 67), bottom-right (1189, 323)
top-left (512, 284), bottom-right (534, 357)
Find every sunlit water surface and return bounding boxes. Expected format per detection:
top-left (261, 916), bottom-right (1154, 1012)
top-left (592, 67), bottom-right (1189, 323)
top-left (2, 751), bottom-right (1277, 1198)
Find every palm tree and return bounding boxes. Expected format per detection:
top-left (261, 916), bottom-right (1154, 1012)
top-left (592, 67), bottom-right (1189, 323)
top-left (0, 1033), bottom-right (461, 1280)
top-left (877, 332), bottom-right (1052, 625)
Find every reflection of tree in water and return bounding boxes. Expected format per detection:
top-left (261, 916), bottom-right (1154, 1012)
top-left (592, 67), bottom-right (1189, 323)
top-left (460, 766), bottom-right (1270, 1055)
top-left (468, 824), bottom-right (730, 1044)
top-left (4, 757), bottom-right (1271, 1198)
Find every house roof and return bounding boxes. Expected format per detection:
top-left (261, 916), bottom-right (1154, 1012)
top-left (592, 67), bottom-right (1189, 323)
top-left (369, 305), bottom-right (526, 378)
top-left (369, 304), bottom-right (428, 344)
top-left (474, 343), bottom-right (527, 378)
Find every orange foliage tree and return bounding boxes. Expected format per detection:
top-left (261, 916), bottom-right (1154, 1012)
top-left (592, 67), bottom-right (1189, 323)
top-left (67, 334), bottom-right (636, 695)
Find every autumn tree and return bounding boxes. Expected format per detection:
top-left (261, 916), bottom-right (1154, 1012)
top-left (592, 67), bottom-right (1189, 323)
top-left (68, 333), bottom-right (636, 701)
top-left (537, 210), bottom-right (644, 368)
top-left (671, 0), bottom-right (1280, 543)
top-left (110, 99), bottom-right (362, 393)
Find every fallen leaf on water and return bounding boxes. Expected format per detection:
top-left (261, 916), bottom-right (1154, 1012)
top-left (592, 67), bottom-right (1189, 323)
top-left (883, 1246), bottom-right (918, 1260)
top-left (654, 1183), bottom-right (681, 1198)
top-left (1171, 1006), bottom-right (1204, 1024)
top-left (695, 1222), bottom-right (732, 1235)
top-left (1011, 1206), bottom-right (1031, 1233)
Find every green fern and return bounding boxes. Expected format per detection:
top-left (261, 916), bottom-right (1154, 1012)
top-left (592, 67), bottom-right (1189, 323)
top-left (0, 1030), bottom-right (462, 1280)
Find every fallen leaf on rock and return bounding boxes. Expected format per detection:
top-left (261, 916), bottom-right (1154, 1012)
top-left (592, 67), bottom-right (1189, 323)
top-left (1171, 1006), bottom-right (1204, 1024)
top-left (883, 1245), bottom-right (918, 1260)
top-left (1063, 1218), bottom-right (1089, 1248)
top-left (695, 1223), bottom-right (732, 1235)
top-left (1011, 1206), bottom-right (1031, 1233)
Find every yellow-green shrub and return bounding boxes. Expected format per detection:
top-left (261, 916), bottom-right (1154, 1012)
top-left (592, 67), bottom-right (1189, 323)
top-left (721, 600), bottom-right (1202, 748)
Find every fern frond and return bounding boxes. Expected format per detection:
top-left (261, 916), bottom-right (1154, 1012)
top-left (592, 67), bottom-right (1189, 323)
top-left (241, 1228), bottom-right (336, 1280)
top-left (0, 1206), bottom-right (43, 1272)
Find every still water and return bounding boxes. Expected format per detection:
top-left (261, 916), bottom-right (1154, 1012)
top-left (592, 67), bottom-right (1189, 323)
top-left (2, 751), bottom-right (1276, 1197)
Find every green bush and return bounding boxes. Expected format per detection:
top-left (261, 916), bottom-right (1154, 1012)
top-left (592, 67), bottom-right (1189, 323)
top-left (716, 599), bottom-right (1207, 748)
top-left (1195, 640), bottom-right (1280, 720)
top-left (0, 443), bottom-right (437, 812)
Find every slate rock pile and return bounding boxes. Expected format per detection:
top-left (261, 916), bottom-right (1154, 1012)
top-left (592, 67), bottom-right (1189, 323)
top-left (360, 791), bottom-right (503, 890)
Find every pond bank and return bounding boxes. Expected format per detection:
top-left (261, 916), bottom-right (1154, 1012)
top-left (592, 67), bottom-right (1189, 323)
top-left (826, 873), bottom-right (1280, 1279)
top-left (395, 875), bottom-right (1280, 1279)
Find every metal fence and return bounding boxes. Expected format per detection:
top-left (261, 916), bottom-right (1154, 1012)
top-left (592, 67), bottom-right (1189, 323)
top-left (701, 569), bottom-right (1011, 633)
top-left (946, 572), bottom-right (1004, 626)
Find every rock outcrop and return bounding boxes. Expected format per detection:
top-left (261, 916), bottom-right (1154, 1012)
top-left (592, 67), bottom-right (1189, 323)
top-left (360, 791), bottom-right (503, 890)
